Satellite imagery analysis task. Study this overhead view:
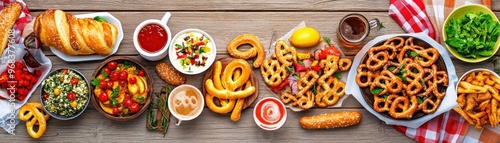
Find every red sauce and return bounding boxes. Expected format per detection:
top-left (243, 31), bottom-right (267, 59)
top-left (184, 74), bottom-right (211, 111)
top-left (138, 24), bottom-right (168, 53)
top-left (255, 98), bottom-right (285, 125)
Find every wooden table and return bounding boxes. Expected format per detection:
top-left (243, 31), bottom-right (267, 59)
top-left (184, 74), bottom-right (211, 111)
top-left (2, 0), bottom-right (500, 142)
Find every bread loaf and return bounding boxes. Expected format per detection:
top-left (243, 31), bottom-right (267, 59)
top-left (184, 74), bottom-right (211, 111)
top-left (33, 9), bottom-right (118, 55)
top-left (0, 2), bottom-right (22, 56)
top-left (300, 111), bottom-right (362, 129)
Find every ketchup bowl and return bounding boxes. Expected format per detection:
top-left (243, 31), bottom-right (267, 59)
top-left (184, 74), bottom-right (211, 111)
top-left (253, 97), bottom-right (287, 131)
top-left (133, 12), bottom-right (172, 61)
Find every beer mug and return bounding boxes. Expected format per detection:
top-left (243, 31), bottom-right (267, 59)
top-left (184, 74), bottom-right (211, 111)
top-left (337, 13), bottom-right (380, 48)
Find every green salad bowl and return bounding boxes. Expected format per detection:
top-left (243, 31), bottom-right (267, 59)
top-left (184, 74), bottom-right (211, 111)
top-left (442, 4), bottom-right (500, 63)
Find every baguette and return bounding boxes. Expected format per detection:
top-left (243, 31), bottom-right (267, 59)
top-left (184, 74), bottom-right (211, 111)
top-left (300, 111), bottom-right (362, 129)
top-left (0, 2), bottom-right (22, 56)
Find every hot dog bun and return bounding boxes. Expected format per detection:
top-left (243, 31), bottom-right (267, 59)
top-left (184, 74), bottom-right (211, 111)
top-left (300, 111), bottom-right (362, 129)
top-left (0, 2), bottom-right (22, 56)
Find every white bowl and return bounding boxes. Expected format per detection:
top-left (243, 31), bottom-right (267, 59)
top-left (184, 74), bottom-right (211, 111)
top-left (168, 29), bottom-right (217, 75)
top-left (133, 12), bottom-right (172, 61)
top-left (253, 97), bottom-right (287, 131)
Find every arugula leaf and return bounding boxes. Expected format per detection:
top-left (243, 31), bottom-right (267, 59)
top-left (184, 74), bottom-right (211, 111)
top-left (370, 88), bottom-right (384, 95)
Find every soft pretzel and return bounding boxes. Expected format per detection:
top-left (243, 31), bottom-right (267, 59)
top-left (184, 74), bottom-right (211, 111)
top-left (226, 34), bottom-right (265, 68)
top-left (220, 59), bottom-right (251, 91)
top-left (18, 102), bottom-right (50, 139)
top-left (274, 40), bottom-right (297, 67)
top-left (205, 93), bottom-right (236, 114)
top-left (230, 98), bottom-right (245, 121)
top-left (260, 59), bottom-right (288, 87)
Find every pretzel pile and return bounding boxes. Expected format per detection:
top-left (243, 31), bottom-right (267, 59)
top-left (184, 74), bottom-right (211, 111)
top-left (261, 40), bottom-right (351, 110)
top-left (18, 102), bottom-right (50, 139)
top-left (356, 37), bottom-right (449, 119)
top-left (205, 59), bottom-right (256, 121)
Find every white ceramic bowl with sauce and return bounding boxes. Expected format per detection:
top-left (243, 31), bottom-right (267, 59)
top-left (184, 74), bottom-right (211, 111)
top-left (168, 28), bottom-right (217, 75)
top-left (133, 12), bottom-right (172, 61)
top-left (253, 97), bottom-right (287, 131)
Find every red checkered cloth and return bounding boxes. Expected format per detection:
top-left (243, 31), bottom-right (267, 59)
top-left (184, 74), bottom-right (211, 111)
top-left (389, 0), bottom-right (435, 39)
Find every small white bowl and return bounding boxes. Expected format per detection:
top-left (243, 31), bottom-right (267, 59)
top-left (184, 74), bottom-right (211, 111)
top-left (168, 29), bottom-right (217, 75)
top-left (133, 12), bottom-right (172, 61)
top-left (457, 68), bottom-right (500, 90)
top-left (253, 97), bottom-right (287, 131)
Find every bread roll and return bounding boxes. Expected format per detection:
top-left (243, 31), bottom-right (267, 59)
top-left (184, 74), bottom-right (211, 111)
top-left (0, 2), bottom-right (22, 56)
top-left (300, 111), bottom-right (362, 129)
top-left (33, 9), bottom-right (118, 55)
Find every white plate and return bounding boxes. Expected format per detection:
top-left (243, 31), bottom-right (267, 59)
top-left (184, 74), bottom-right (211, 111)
top-left (50, 12), bottom-right (124, 62)
top-left (345, 32), bottom-right (459, 128)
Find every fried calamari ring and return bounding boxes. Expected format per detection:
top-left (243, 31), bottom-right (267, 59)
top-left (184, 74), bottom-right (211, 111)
top-left (18, 102), bottom-right (49, 139)
top-left (260, 59), bottom-right (288, 87)
top-left (226, 34), bottom-right (265, 68)
top-left (274, 40), bottom-right (297, 67)
top-left (338, 58), bottom-right (352, 72)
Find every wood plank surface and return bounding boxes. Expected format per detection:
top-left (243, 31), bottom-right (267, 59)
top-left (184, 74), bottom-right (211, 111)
top-left (1, 0), bottom-right (499, 142)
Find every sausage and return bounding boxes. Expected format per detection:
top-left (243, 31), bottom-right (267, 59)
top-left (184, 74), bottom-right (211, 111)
top-left (299, 111), bottom-right (362, 129)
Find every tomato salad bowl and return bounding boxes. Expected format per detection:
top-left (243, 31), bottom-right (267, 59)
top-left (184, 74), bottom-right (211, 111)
top-left (40, 68), bottom-right (91, 120)
top-left (90, 57), bottom-right (153, 121)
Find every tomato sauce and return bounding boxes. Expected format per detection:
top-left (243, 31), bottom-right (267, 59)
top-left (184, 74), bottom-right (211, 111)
top-left (255, 98), bottom-right (285, 125)
top-left (138, 24), bottom-right (168, 53)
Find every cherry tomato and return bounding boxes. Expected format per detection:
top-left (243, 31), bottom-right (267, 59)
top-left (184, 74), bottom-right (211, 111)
top-left (129, 77), bottom-right (137, 84)
top-left (129, 102), bottom-right (140, 113)
top-left (61, 69), bottom-right (69, 74)
top-left (106, 81), bottom-right (114, 89)
top-left (99, 80), bottom-right (107, 89)
top-left (112, 107), bottom-right (120, 115)
top-left (107, 61), bottom-right (118, 70)
top-left (118, 71), bottom-right (128, 81)
top-left (67, 92), bottom-right (77, 101)
top-left (124, 98), bottom-right (134, 107)
top-left (318, 51), bottom-right (327, 59)
top-left (109, 72), bottom-right (118, 81)
top-left (137, 70), bottom-right (145, 76)
top-left (70, 77), bottom-right (79, 85)
top-left (119, 80), bottom-right (126, 86)
top-left (103, 68), bottom-right (111, 75)
top-left (125, 94), bottom-right (131, 100)
top-left (98, 92), bottom-right (109, 102)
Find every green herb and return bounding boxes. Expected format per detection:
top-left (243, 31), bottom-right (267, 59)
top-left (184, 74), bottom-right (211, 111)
top-left (370, 88), bottom-right (383, 95)
top-left (111, 87), bottom-right (119, 98)
top-left (412, 68), bottom-right (418, 73)
top-left (421, 79), bottom-right (425, 86)
top-left (334, 70), bottom-right (342, 79)
top-left (93, 16), bottom-right (107, 22)
top-left (147, 102), bottom-right (158, 130)
top-left (111, 99), bottom-right (118, 107)
top-left (293, 75), bottom-right (300, 80)
top-left (399, 63), bottom-right (405, 69)
top-left (123, 61), bottom-right (132, 68)
top-left (388, 66), bottom-right (396, 71)
top-left (417, 96), bottom-right (427, 104)
top-left (198, 46), bottom-right (206, 54)
top-left (312, 83), bottom-right (317, 95)
top-left (323, 37), bottom-right (332, 46)
top-left (100, 69), bottom-right (108, 79)
top-left (91, 78), bottom-right (100, 88)
top-left (298, 61), bottom-right (305, 66)
top-left (397, 70), bottom-right (407, 82)
top-left (383, 93), bottom-right (389, 100)
top-left (409, 51), bottom-right (418, 57)
top-left (445, 12), bottom-right (500, 59)
top-left (418, 57), bottom-right (423, 61)
top-left (378, 22), bottom-right (386, 31)
top-left (175, 44), bottom-right (183, 49)
top-left (137, 96), bottom-right (145, 104)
